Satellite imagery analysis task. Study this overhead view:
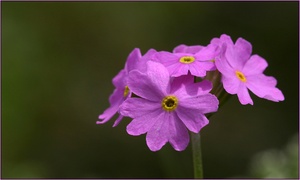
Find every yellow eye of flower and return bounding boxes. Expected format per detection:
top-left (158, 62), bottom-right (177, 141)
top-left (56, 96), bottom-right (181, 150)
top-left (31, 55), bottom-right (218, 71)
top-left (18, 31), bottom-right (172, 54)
top-left (123, 86), bottom-right (130, 97)
top-left (161, 95), bottom-right (178, 112)
top-left (235, 71), bottom-right (247, 82)
top-left (179, 56), bottom-right (195, 64)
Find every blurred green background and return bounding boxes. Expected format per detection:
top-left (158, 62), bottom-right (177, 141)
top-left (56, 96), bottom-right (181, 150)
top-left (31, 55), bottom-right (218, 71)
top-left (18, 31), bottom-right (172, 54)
top-left (2, 2), bottom-right (298, 178)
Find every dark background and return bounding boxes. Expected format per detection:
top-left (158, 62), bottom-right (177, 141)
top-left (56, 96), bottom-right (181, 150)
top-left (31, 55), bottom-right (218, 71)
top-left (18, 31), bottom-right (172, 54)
top-left (2, 2), bottom-right (298, 178)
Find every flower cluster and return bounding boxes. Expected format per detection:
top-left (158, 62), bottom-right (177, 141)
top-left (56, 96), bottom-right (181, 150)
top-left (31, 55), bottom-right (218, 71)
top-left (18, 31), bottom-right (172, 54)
top-left (97, 34), bottom-right (284, 151)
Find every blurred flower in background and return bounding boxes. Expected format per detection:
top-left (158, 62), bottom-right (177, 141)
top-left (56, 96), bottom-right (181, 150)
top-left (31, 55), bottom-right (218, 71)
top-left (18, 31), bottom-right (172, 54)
top-left (248, 134), bottom-right (298, 178)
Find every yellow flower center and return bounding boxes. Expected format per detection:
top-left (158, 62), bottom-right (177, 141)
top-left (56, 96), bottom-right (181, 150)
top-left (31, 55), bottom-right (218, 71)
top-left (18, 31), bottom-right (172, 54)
top-left (161, 95), bottom-right (178, 112)
top-left (210, 59), bottom-right (215, 63)
top-left (235, 71), bottom-right (247, 82)
top-left (179, 56), bottom-right (195, 64)
top-left (123, 86), bottom-right (130, 97)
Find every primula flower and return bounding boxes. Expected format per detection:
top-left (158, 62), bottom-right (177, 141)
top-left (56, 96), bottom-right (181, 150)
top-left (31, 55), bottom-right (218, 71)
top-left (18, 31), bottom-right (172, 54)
top-left (97, 48), bottom-right (142, 127)
top-left (119, 61), bottom-right (219, 151)
top-left (214, 36), bottom-right (284, 105)
top-left (154, 44), bottom-right (219, 78)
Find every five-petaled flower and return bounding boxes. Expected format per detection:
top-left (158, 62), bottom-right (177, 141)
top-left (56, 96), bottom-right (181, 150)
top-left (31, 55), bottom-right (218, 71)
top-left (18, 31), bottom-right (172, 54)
top-left (119, 61), bottom-right (219, 151)
top-left (213, 34), bottom-right (284, 105)
top-left (155, 44), bottom-right (219, 77)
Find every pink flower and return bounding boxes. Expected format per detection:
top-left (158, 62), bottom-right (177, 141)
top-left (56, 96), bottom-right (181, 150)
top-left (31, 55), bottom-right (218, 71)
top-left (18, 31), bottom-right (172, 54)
top-left (97, 48), bottom-right (142, 127)
top-left (154, 44), bottom-right (219, 78)
top-left (214, 36), bottom-right (285, 105)
top-left (119, 61), bottom-right (219, 151)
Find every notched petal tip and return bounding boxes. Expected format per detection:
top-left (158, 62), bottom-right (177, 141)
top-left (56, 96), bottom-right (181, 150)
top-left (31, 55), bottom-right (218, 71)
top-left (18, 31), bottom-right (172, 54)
top-left (239, 97), bottom-right (254, 105)
top-left (263, 87), bottom-right (285, 102)
top-left (243, 101), bottom-right (254, 106)
top-left (146, 140), bottom-right (167, 152)
top-left (237, 85), bottom-right (254, 105)
top-left (98, 113), bottom-right (110, 122)
top-left (96, 119), bottom-right (108, 125)
top-left (96, 120), bottom-right (103, 124)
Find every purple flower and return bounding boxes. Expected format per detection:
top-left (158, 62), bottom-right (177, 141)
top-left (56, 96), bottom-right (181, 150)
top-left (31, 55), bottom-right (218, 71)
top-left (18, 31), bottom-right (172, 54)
top-left (119, 61), bottom-right (219, 151)
top-left (155, 44), bottom-right (219, 78)
top-left (97, 48), bottom-right (142, 127)
top-left (215, 36), bottom-right (284, 105)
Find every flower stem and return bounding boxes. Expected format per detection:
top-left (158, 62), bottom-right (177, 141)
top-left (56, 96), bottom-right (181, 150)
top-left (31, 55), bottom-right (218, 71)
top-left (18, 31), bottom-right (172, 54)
top-left (191, 132), bottom-right (203, 179)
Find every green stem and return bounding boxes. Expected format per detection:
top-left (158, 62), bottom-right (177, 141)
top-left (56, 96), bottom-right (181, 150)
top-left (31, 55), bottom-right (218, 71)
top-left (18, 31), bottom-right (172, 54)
top-left (191, 132), bottom-right (203, 179)
top-left (190, 71), bottom-right (230, 179)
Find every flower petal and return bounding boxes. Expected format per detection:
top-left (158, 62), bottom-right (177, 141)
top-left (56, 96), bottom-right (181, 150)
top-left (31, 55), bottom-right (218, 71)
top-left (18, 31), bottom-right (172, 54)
top-left (178, 94), bottom-right (219, 114)
top-left (222, 74), bottom-right (241, 94)
top-left (188, 61), bottom-right (208, 77)
top-left (210, 37), bottom-right (221, 45)
top-left (119, 98), bottom-right (161, 118)
top-left (173, 44), bottom-right (203, 54)
top-left (121, 98), bottom-right (162, 136)
top-left (176, 106), bottom-right (210, 133)
top-left (172, 79), bottom-right (213, 97)
top-left (146, 112), bottom-right (170, 151)
top-left (215, 54), bottom-right (234, 77)
top-left (199, 61), bottom-right (216, 71)
top-left (108, 88), bottom-right (124, 104)
top-left (141, 48), bottom-right (158, 61)
top-left (210, 34), bottom-right (234, 47)
top-left (135, 49), bottom-right (158, 72)
top-left (246, 75), bottom-right (284, 102)
top-left (234, 37), bottom-right (252, 62)
top-left (221, 34), bottom-right (234, 44)
top-left (171, 73), bottom-right (194, 85)
top-left (112, 69), bottom-right (126, 88)
top-left (97, 88), bottom-right (124, 124)
top-left (169, 62), bottom-right (190, 77)
top-left (188, 80), bottom-right (213, 95)
top-left (190, 61), bottom-right (216, 77)
top-left (112, 114), bottom-right (124, 127)
top-left (155, 51), bottom-right (178, 66)
top-left (168, 113), bottom-right (190, 151)
top-left (146, 61), bottom-right (171, 95)
top-left (261, 88), bottom-right (284, 102)
top-left (194, 44), bottom-right (219, 60)
top-left (126, 108), bottom-right (163, 136)
top-left (158, 62), bottom-right (180, 76)
top-left (125, 48), bottom-right (142, 73)
top-left (127, 70), bottom-right (162, 101)
top-left (224, 44), bottom-right (240, 69)
top-left (224, 38), bottom-right (251, 70)
top-left (242, 55), bottom-right (268, 76)
top-left (170, 73), bottom-right (194, 93)
top-left (237, 83), bottom-right (253, 105)
top-left (97, 104), bottom-right (119, 124)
